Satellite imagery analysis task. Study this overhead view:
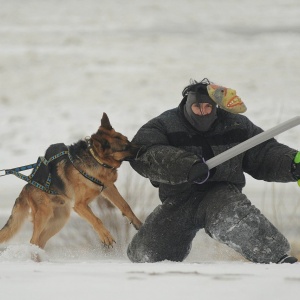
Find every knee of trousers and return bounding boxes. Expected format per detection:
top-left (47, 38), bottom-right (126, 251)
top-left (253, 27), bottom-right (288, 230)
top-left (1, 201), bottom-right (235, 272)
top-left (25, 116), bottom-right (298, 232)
top-left (127, 231), bottom-right (193, 263)
top-left (127, 239), bottom-right (159, 263)
top-left (127, 232), bottom-right (156, 263)
top-left (127, 201), bottom-right (198, 263)
top-left (205, 199), bottom-right (290, 264)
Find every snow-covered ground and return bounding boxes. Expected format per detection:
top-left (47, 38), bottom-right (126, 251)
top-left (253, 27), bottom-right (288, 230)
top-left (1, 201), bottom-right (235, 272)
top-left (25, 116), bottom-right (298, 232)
top-left (1, 257), bottom-right (300, 300)
top-left (0, 0), bottom-right (300, 298)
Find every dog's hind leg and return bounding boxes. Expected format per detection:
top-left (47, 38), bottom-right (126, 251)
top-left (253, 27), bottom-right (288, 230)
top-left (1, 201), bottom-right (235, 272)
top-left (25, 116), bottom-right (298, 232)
top-left (30, 202), bottom-right (54, 249)
top-left (73, 201), bottom-right (116, 246)
top-left (38, 205), bottom-right (71, 249)
top-left (101, 184), bottom-right (142, 230)
top-left (0, 186), bottom-right (30, 243)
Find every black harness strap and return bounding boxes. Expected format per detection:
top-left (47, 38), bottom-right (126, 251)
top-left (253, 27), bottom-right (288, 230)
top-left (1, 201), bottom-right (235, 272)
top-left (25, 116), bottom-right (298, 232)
top-left (1, 147), bottom-right (106, 194)
top-left (67, 148), bottom-right (105, 190)
top-left (1, 153), bottom-right (68, 195)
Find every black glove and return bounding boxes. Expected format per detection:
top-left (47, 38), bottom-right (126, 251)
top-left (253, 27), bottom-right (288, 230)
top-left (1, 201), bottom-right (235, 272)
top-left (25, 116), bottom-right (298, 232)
top-left (291, 152), bottom-right (300, 180)
top-left (188, 161), bottom-right (209, 184)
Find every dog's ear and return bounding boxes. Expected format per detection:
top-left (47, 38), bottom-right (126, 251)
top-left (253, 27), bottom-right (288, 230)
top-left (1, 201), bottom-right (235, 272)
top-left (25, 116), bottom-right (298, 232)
top-left (101, 113), bottom-right (113, 130)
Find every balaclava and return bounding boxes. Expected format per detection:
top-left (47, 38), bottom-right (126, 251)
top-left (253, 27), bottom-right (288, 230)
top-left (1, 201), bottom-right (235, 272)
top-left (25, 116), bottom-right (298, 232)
top-left (184, 88), bottom-right (217, 132)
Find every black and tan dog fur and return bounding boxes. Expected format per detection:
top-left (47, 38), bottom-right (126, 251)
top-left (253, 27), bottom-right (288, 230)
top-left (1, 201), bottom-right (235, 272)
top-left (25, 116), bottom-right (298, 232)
top-left (0, 113), bottom-right (142, 250)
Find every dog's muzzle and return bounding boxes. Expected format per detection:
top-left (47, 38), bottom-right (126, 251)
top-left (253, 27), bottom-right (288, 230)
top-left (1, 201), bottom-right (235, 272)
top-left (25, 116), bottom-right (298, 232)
top-left (122, 145), bottom-right (144, 161)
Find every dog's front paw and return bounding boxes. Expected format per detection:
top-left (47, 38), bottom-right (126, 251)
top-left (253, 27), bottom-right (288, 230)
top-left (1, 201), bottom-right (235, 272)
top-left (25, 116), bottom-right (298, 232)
top-left (100, 230), bottom-right (116, 247)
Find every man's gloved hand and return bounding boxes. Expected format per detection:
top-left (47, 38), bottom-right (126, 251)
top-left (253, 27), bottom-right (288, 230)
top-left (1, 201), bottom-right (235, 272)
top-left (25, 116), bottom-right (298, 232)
top-left (292, 151), bottom-right (300, 180)
top-left (188, 161), bottom-right (209, 184)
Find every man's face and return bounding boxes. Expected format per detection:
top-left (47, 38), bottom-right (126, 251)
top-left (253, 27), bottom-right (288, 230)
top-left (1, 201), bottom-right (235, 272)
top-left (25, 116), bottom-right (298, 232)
top-left (191, 103), bottom-right (213, 116)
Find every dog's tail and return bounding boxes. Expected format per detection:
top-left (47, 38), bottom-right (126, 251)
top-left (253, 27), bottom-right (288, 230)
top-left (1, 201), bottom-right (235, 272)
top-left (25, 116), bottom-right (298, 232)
top-left (0, 188), bottom-right (29, 243)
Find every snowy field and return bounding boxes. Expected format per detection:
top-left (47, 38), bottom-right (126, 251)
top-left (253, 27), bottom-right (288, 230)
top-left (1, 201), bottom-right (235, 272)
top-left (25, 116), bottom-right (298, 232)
top-left (0, 0), bottom-right (300, 299)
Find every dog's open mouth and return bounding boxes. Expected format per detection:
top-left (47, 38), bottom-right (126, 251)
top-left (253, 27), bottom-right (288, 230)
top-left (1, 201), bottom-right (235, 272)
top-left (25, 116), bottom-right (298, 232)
top-left (120, 145), bottom-right (144, 162)
top-left (118, 144), bottom-right (144, 161)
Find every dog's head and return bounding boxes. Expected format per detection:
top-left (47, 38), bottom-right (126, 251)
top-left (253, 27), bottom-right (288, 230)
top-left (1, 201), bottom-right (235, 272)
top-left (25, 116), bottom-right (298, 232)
top-left (90, 113), bottom-right (140, 168)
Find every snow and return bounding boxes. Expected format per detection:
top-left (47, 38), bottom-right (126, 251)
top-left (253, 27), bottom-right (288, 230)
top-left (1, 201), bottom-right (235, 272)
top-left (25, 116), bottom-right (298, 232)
top-left (1, 258), bottom-right (300, 300)
top-left (0, 0), bottom-right (300, 299)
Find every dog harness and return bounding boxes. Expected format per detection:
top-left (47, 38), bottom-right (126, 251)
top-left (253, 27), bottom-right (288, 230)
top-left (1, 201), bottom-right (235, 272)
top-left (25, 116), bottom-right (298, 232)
top-left (0, 145), bottom-right (109, 195)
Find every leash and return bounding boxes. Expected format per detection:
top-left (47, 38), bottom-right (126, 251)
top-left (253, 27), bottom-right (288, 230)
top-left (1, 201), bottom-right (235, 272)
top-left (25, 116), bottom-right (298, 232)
top-left (0, 163), bottom-right (37, 177)
top-left (0, 151), bottom-right (68, 195)
top-left (0, 144), bottom-right (112, 194)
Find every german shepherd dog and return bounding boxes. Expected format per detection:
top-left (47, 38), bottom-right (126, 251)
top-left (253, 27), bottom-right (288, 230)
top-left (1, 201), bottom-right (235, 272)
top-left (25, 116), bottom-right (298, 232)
top-left (0, 113), bottom-right (142, 251)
